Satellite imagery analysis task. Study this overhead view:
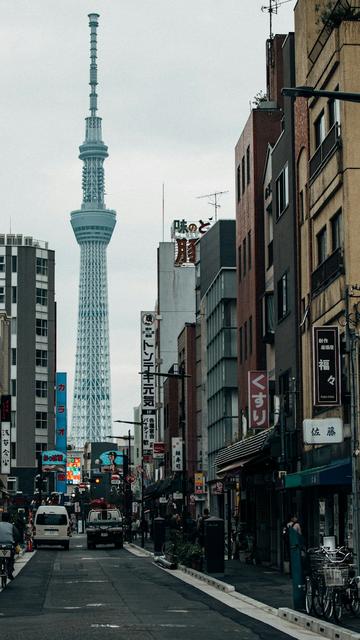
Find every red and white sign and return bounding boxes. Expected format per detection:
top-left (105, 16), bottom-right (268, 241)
top-left (248, 371), bottom-right (269, 430)
top-left (153, 442), bottom-right (165, 459)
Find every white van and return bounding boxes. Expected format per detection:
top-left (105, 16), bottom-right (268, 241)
top-left (33, 505), bottom-right (71, 550)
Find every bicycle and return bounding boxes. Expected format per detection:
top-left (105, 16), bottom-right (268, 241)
top-left (0, 544), bottom-right (13, 589)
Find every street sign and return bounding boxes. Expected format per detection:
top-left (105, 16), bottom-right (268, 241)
top-left (111, 479), bottom-right (121, 485)
top-left (313, 326), bottom-right (341, 406)
top-left (303, 418), bottom-right (344, 444)
top-left (248, 371), bottom-right (269, 429)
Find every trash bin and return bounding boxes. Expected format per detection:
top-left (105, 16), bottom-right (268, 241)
top-left (204, 516), bottom-right (224, 574)
top-left (153, 517), bottom-right (166, 555)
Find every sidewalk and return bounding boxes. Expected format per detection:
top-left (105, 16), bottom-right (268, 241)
top-left (136, 537), bottom-right (360, 634)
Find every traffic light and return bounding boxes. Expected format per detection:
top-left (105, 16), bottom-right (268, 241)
top-left (90, 474), bottom-right (102, 484)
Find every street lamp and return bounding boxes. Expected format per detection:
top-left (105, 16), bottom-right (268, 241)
top-left (112, 420), bottom-right (145, 548)
top-left (106, 428), bottom-right (133, 543)
top-left (140, 367), bottom-right (191, 530)
top-left (282, 84), bottom-right (360, 571)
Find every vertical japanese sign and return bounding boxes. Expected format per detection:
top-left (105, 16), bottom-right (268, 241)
top-left (171, 218), bottom-right (212, 266)
top-left (172, 437), bottom-right (183, 471)
top-left (1, 395), bottom-right (11, 474)
top-left (248, 371), bottom-right (269, 430)
top-left (55, 372), bottom-right (67, 493)
top-left (141, 312), bottom-right (156, 451)
top-left (194, 472), bottom-right (205, 494)
top-left (313, 326), bottom-right (341, 407)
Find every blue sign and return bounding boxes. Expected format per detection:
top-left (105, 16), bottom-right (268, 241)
top-left (55, 372), bottom-right (67, 493)
top-left (99, 450), bottom-right (123, 469)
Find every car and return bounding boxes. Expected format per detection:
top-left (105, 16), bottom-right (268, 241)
top-left (86, 508), bottom-right (123, 549)
top-left (33, 505), bottom-right (71, 550)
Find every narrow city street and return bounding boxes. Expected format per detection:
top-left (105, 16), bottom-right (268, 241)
top-left (0, 535), bottom-right (319, 640)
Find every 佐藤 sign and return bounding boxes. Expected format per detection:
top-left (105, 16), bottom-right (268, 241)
top-left (303, 418), bottom-right (344, 445)
top-left (313, 326), bottom-right (341, 407)
top-left (248, 371), bottom-right (269, 430)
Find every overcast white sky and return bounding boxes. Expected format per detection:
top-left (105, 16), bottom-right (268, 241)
top-left (0, 1), bottom-right (295, 430)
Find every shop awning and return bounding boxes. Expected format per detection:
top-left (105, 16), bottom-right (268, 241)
top-left (285, 458), bottom-right (351, 489)
top-left (216, 428), bottom-right (274, 476)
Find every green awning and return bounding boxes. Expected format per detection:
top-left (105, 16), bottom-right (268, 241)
top-left (285, 458), bottom-right (351, 489)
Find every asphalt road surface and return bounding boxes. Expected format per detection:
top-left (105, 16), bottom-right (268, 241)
top-left (0, 536), bottom-right (308, 640)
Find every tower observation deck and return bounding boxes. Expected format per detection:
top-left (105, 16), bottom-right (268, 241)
top-left (70, 13), bottom-right (116, 448)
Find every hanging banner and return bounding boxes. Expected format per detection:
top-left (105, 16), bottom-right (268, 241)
top-left (248, 371), bottom-right (269, 430)
top-left (1, 423), bottom-right (11, 474)
top-left (55, 372), bottom-right (67, 493)
top-left (172, 437), bottom-right (183, 471)
top-left (313, 326), bottom-right (341, 407)
top-left (141, 311), bottom-right (157, 453)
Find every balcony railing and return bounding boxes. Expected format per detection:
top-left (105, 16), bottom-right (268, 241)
top-left (311, 247), bottom-right (344, 295)
top-left (309, 123), bottom-right (341, 182)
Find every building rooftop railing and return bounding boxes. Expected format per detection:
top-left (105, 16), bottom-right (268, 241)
top-left (0, 235), bottom-right (49, 249)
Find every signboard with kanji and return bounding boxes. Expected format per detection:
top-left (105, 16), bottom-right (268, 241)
top-left (172, 437), bottom-right (183, 471)
top-left (171, 218), bottom-right (212, 266)
top-left (194, 472), bottom-right (205, 494)
top-left (55, 372), bottom-right (67, 493)
top-left (1, 422), bottom-right (10, 474)
top-left (42, 450), bottom-right (66, 471)
top-left (303, 418), bottom-right (344, 444)
top-left (313, 326), bottom-right (341, 407)
top-left (248, 371), bottom-right (269, 430)
top-left (141, 311), bottom-right (157, 452)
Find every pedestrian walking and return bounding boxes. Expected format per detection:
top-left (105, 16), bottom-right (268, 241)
top-left (196, 508), bottom-right (210, 547)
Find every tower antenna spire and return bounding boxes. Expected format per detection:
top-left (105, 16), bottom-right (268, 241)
top-left (89, 13), bottom-right (99, 116)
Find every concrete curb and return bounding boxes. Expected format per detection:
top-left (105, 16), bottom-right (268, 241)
top-left (278, 608), bottom-right (360, 640)
top-left (126, 543), bottom-right (153, 558)
top-left (178, 564), bottom-right (235, 593)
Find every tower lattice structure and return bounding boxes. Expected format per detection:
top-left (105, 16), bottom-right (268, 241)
top-left (70, 13), bottom-right (116, 448)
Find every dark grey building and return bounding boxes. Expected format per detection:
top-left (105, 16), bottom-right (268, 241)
top-left (0, 234), bottom-right (56, 495)
top-left (199, 220), bottom-right (238, 516)
top-left (271, 34), bottom-right (299, 466)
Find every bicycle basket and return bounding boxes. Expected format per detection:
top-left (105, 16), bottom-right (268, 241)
top-left (324, 566), bottom-right (348, 586)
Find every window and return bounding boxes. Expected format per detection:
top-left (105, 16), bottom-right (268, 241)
top-left (247, 231), bottom-right (251, 271)
top-left (299, 190), bottom-right (304, 224)
top-left (11, 255), bottom-right (17, 272)
top-left (241, 156), bottom-right (245, 194)
top-left (246, 145), bottom-right (250, 184)
top-left (262, 292), bottom-right (275, 340)
top-left (36, 349), bottom-right (47, 368)
top-left (36, 257), bottom-right (48, 276)
top-left (11, 349), bottom-right (16, 366)
top-left (36, 288), bottom-right (47, 306)
top-left (238, 246), bottom-right (242, 281)
top-left (11, 379), bottom-right (16, 396)
top-left (36, 319), bottom-right (48, 337)
top-left (0, 256), bottom-right (4, 273)
top-left (249, 316), bottom-right (253, 355)
top-left (35, 442), bottom-right (47, 460)
top-left (236, 165), bottom-right (241, 202)
top-left (0, 287), bottom-right (4, 304)
top-left (314, 111), bottom-right (325, 148)
top-left (331, 210), bottom-right (342, 252)
top-left (239, 327), bottom-right (243, 363)
top-left (11, 318), bottom-right (16, 334)
top-left (36, 411), bottom-right (47, 429)
top-left (279, 370), bottom-right (291, 415)
top-left (277, 273), bottom-right (288, 321)
top-left (275, 164), bottom-right (289, 219)
top-left (317, 226), bottom-right (327, 265)
top-left (244, 321), bottom-right (248, 360)
top-left (35, 380), bottom-right (47, 398)
top-left (328, 88), bottom-right (340, 129)
top-left (12, 287), bottom-right (16, 304)
top-left (243, 238), bottom-right (246, 276)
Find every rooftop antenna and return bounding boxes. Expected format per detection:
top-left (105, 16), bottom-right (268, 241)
top-left (197, 190), bottom-right (229, 222)
top-left (261, 0), bottom-right (294, 39)
top-left (162, 183), bottom-right (165, 242)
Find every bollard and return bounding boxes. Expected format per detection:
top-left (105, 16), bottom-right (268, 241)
top-left (288, 526), bottom-right (305, 611)
top-left (153, 517), bottom-right (166, 555)
top-left (204, 516), bottom-right (225, 574)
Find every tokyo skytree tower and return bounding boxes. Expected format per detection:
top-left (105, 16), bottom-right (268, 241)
top-left (70, 14), bottom-right (116, 448)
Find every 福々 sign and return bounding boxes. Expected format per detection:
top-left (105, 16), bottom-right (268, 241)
top-left (141, 311), bottom-right (156, 449)
top-left (172, 437), bottom-right (183, 471)
top-left (313, 326), bottom-right (341, 407)
top-left (248, 371), bottom-right (269, 430)
top-left (171, 218), bottom-right (211, 266)
top-left (303, 418), bottom-right (344, 445)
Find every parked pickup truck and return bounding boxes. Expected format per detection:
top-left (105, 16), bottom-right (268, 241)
top-left (86, 508), bottom-right (123, 549)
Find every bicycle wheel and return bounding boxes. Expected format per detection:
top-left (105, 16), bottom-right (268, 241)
top-left (313, 580), bottom-right (326, 617)
top-left (322, 587), bottom-right (334, 620)
top-left (349, 580), bottom-right (360, 616)
top-left (332, 589), bottom-right (343, 623)
top-left (305, 576), bottom-right (313, 614)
